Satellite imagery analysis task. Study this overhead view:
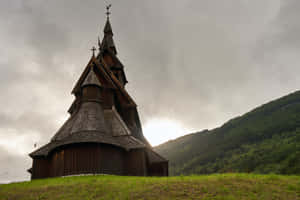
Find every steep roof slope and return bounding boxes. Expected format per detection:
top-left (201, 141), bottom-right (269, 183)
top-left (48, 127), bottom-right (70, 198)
top-left (30, 14), bottom-right (158, 160)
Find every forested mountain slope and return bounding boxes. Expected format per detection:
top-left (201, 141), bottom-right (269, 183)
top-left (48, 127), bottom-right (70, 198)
top-left (155, 90), bottom-right (300, 175)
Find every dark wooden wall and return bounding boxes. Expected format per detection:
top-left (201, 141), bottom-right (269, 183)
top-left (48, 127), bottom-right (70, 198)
top-left (100, 144), bottom-right (124, 175)
top-left (31, 143), bottom-right (125, 179)
top-left (31, 143), bottom-right (154, 179)
top-left (125, 149), bottom-right (147, 176)
top-left (31, 158), bottom-right (50, 179)
top-left (147, 162), bottom-right (168, 177)
top-left (51, 143), bottom-right (103, 176)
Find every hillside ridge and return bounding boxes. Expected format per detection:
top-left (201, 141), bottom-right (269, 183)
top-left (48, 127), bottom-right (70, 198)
top-left (155, 90), bottom-right (300, 175)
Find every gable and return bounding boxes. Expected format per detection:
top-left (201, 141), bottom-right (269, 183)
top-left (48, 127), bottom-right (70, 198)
top-left (71, 56), bottom-right (116, 95)
top-left (81, 68), bottom-right (102, 87)
top-left (104, 107), bottom-right (131, 136)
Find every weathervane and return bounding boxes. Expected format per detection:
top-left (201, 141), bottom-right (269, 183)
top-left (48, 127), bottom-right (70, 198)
top-left (91, 46), bottom-right (96, 56)
top-left (106, 4), bottom-right (112, 19)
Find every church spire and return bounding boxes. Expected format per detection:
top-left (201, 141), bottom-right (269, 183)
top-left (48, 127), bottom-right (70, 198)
top-left (97, 4), bottom-right (128, 87)
top-left (104, 18), bottom-right (113, 35)
top-left (100, 4), bottom-right (117, 55)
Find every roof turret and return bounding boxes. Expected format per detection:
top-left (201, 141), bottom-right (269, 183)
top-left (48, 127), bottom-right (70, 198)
top-left (81, 67), bottom-right (102, 88)
top-left (100, 5), bottom-right (117, 55)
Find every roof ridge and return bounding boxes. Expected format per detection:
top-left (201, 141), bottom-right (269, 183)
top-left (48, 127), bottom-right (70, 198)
top-left (71, 56), bottom-right (116, 94)
top-left (98, 57), bottom-right (136, 106)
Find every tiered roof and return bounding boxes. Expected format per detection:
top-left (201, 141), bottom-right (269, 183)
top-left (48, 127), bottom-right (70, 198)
top-left (30, 13), bottom-right (166, 164)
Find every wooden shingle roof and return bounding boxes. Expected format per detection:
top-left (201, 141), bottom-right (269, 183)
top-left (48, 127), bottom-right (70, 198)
top-left (146, 149), bottom-right (168, 164)
top-left (30, 132), bottom-right (146, 157)
top-left (51, 101), bottom-right (108, 141)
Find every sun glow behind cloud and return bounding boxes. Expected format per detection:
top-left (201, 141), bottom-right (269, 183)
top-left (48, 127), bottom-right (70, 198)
top-left (143, 118), bottom-right (191, 146)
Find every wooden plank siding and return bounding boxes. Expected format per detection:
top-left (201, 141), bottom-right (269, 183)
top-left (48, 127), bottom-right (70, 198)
top-left (147, 162), bottom-right (169, 177)
top-left (31, 143), bottom-right (168, 179)
top-left (125, 149), bottom-right (147, 176)
top-left (32, 143), bottom-right (147, 179)
top-left (31, 158), bottom-right (50, 179)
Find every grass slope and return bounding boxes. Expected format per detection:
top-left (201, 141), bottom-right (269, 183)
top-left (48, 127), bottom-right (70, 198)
top-left (155, 90), bottom-right (300, 175)
top-left (0, 174), bottom-right (299, 200)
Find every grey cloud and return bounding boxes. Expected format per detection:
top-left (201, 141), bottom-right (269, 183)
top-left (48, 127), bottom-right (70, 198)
top-left (0, 111), bottom-right (57, 140)
top-left (252, 0), bottom-right (300, 93)
top-left (253, 0), bottom-right (300, 57)
top-left (270, 0), bottom-right (300, 49)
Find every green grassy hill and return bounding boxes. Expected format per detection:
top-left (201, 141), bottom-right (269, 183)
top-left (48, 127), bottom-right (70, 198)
top-left (0, 174), bottom-right (299, 200)
top-left (155, 90), bottom-right (300, 175)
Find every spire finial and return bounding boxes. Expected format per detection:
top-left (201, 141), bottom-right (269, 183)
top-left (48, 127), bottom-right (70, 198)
top-left (91, 46), bottom-right (96, 56)
top-left (106, 4), bottom-right (112, 19)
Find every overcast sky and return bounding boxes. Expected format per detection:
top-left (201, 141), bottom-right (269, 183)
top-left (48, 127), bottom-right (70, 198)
top-left (1, 0), bottom-right (300, 183)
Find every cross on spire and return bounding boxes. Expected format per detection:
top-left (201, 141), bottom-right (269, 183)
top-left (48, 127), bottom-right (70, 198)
top-left (106, 4), bottom-right (112, 19)
top-left (91, 46), bottom-right (96, 56)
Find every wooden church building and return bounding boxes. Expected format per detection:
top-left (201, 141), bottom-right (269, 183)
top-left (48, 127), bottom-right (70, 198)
top-left (28, 8), bottom-right (168, 179)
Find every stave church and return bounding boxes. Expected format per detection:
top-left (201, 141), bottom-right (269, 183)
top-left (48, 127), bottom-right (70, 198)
top-left (28, 6), bottom-right (168, 179)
